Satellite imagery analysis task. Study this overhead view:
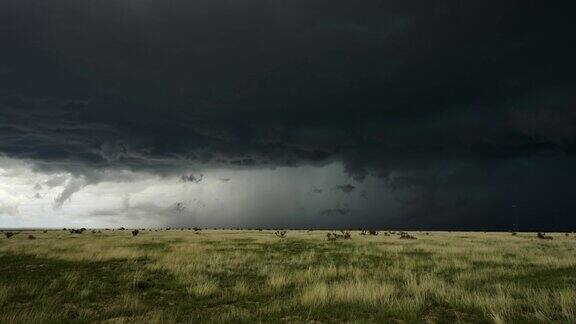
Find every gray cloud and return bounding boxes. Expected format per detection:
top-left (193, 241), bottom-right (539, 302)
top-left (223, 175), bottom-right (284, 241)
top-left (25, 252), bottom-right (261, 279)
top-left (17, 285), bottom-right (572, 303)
top-left (180, 174), bottom-right (204, 184)
top-left (335, 184), bottom-right (356, 194)
top-left (0, 202), bottom-right (19, 216)
top-left (44, 176), bottom-right (68, 188)
top-left (319, 208), bottom-right (349, 217)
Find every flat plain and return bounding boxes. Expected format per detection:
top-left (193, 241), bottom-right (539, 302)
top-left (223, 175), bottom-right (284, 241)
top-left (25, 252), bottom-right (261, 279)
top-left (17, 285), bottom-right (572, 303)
top-left (1, 229), bottom-right (575, 323)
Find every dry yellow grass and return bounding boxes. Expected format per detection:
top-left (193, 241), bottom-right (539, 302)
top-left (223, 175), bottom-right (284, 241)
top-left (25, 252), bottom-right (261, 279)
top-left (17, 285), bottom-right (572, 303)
top-left (299, 279), bottom-right (395, 306)
top-left (188, 279), bottom-right (219, 297)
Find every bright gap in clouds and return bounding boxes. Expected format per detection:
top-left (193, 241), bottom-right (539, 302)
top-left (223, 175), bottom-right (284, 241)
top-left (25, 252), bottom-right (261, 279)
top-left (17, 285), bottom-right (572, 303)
top-left (0, 157), bottom-right (399, 229)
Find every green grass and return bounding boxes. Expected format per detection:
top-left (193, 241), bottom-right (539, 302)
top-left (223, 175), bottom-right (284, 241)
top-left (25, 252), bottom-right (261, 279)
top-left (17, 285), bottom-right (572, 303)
top-left (1, 230), bottom-right (575, 323)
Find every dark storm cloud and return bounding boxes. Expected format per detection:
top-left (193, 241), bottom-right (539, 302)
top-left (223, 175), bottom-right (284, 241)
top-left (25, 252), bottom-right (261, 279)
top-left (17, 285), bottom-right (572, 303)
top-left (319, 208), bottom-right (350, 217)
top-left (1, 0), bottom-right (575, 228)
top-left (335, 184), bottom-right (356, 194)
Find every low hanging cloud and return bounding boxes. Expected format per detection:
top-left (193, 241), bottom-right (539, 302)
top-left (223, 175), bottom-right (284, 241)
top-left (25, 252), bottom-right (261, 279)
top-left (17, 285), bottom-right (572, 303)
top-left (44, 176), bottom-right (68, 188)
top-left (174, 202), bottom-right (186, 213)
top-left (180, 174), bottom-right (204, 183)
top-left (53, 177), bottom-right (88, 209)
top-left (335, 184), bottom-right (356, 194)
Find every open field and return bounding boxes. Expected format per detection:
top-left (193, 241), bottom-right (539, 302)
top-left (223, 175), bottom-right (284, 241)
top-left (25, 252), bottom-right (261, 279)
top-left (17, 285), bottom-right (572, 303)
top-left (1, 230), bottom-right (575, 323)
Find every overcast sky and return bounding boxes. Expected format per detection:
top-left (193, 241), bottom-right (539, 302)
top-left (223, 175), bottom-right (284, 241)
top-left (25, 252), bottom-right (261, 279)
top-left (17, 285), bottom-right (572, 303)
top-left (1, 1), bottom-right (575, 229)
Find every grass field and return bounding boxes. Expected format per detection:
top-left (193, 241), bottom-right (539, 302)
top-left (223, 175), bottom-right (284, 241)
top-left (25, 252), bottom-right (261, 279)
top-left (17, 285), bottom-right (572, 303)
top-left (1, 229), bottom-right (575, 323)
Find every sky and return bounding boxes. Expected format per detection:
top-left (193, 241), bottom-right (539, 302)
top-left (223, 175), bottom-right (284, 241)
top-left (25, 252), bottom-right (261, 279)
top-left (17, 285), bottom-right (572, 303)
top-left (0, 1), bottom-right (575, 230)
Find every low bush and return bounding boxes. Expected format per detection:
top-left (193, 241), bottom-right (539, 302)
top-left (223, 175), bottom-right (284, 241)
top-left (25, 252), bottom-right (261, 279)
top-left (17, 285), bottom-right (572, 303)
top-left (537, 232), bottom-right (553, 240)
top-left (398, 232), bottom-right (416, 240)
top-left (326, 231), bottom-right (351, 241)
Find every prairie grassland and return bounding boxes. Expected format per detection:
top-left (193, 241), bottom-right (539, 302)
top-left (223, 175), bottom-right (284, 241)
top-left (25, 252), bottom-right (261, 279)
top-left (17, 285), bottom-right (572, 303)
top-left (1, 230), bottom-right (575, 323)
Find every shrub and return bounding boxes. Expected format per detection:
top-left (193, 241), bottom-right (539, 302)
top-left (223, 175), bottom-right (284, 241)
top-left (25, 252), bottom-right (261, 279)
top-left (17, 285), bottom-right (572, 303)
top-left (326, 231), bottom-right (352, 241)
top-left (399, 231), bottom-right (416, 239)
top-left (4, 232), bottom-right (15, 239)
top-left (27, 235), bottom-right (36, 240)
top-left (537, 232), bottom-right (553, 240)
top-left (132, 229), bottom-right (139, 236)
top-left (274, 230), bottom-right (287, 238)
